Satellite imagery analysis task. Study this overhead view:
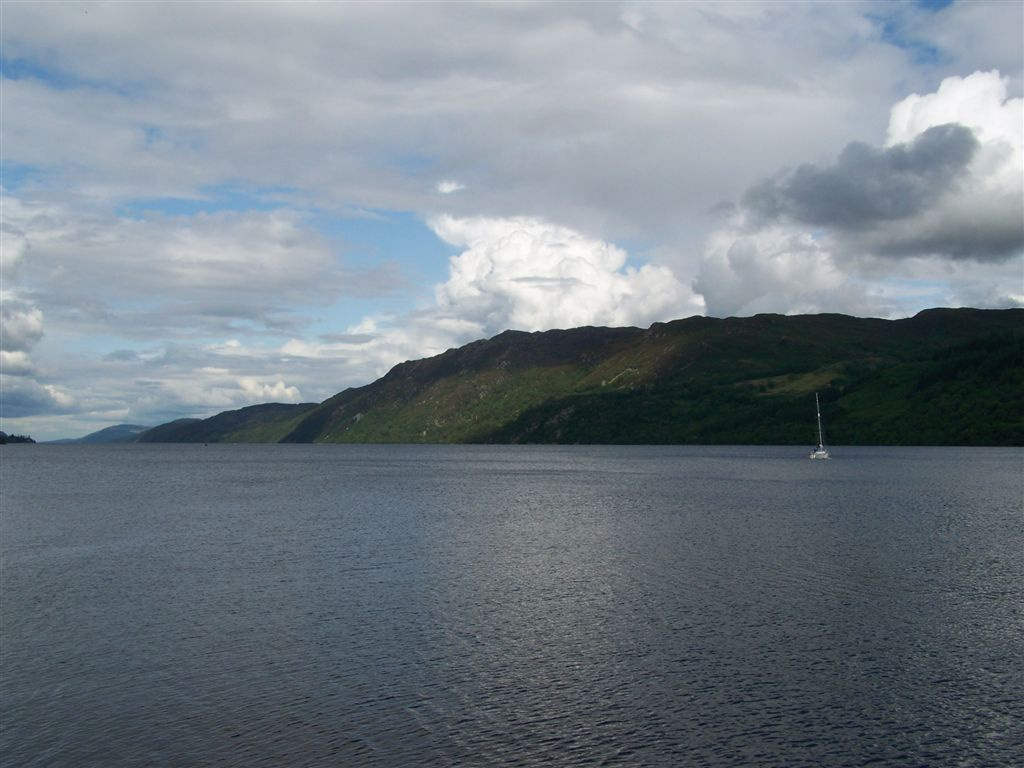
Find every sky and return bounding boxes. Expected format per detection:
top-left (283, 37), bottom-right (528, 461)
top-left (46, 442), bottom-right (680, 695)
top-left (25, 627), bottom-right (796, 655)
top-left (1, 0), bottom-right (1022, 441)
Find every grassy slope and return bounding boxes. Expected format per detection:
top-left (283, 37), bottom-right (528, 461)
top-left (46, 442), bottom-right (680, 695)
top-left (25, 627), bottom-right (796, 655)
top-left (138, 309), bottom-right (1021, 445)
top-left (281, 309), bottom-right (1022, 446)
top-left (140, 404), bottom-right (318, 443)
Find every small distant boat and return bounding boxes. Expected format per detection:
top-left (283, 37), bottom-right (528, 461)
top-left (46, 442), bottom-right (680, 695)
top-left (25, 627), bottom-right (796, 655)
top-left (809, 392), bottom-right (830, 460)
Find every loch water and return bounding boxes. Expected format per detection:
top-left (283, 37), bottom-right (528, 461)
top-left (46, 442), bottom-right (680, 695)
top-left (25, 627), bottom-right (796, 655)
top-left (2, 444), bottom-right (1022, 767)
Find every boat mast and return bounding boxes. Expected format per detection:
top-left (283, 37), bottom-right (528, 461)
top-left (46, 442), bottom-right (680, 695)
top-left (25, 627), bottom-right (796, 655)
top-left (815, 393), bottom-right (825, 449)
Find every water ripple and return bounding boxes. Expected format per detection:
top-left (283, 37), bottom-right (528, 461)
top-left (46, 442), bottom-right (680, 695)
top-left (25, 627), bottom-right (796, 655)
top-left (2, 444), bottom-right (1022, 766)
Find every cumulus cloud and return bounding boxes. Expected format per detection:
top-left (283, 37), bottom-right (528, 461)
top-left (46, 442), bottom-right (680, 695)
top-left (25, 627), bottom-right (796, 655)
top-left (0, 375), bottom-right (75, 417)
top-left (239, 377), bottom-right (303, 402)
top-left (695, 70), bottom-right (1024, 317)
top-left (1, 248), bottom-right (47, 390)
top-left (269, 216), bottom-right (702, 394)
top-left (743, 124), bottom-right (978, 231)
top-left (1, 304), bottom-right (44, 353)
top-left (886, 70), bottom-right (1021, 149)
top-left (693, 226), bottom-right (870, 319)
top-left (1, 222), bottom-right (29, 274)
top-left (803, 70), bottom-right (1019, 263)
top-left (873, 70), bottom-right (1024, 261)
top-left (430, 215), bottom-right (698, 335)
top-left (1, 200), bottom-right (52, 421)
top-left (0, 350), bottom-right (35, 376)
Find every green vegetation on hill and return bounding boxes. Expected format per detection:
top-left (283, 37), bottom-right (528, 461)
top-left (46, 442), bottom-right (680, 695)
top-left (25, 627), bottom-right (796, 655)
top-left (137, 308), bottom-right (1022, 446)
top-left (274, 308), bottom-right (1023, 446)
top-left (135, 418), bottom-right (203, 442)
top-left (138, 404), bottom-right (317, 443)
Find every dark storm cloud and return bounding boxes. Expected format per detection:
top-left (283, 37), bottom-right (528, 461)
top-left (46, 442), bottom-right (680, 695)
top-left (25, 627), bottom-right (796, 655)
top-left (743, 124), bottom-right (979, 230)
top-left (863, 200), bottom-right (1024, 261)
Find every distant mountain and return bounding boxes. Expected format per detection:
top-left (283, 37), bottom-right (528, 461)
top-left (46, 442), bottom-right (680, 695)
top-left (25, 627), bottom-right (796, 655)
top-left (136, 308), bottom-right (1024, 446)
top-left (48, 424), bottom-right (152, 444)
top-left (134, 418), bottom-right (203, 442)
top-left (138, 403), bottom-right (318, 443)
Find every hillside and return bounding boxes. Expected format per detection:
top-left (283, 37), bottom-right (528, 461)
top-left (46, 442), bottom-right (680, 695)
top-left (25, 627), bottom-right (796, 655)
top-left (47, 424), bottom-right (152, 444)
top-left (138, 403), bottom-right (317, 443)
top-left (277, 308), bottom-right (1023, 446)
top-left (138, 308), bottom-right (1022, 446)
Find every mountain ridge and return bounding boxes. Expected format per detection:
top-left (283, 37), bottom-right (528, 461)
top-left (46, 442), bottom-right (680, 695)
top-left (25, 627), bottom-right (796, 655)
top-left (277, 307), bottom-right (1022, 445)
top-left (51, 308), bottom-right (1024, 446)
top-left (137, 403), bottom-right (318, 443)
top-left (46, 424), bottom-right (152, 444)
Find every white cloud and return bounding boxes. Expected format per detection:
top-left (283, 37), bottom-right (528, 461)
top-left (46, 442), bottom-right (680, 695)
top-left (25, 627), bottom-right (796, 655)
top-left (0, 350), bottom-right (35, 376)
top-left (1, 222), bottom-right (29, 274)
top-left (132, 370), bottom-right (304, 416)
top-left (7, 203), bottom-right (336, 299)
top-left (695, 70), bottom-right (1024, 317)
top-left (1, 196), bottom-right (404, 341)
top-left (430, 215), bottom-right (698, 334)
top-left (278, 310), bottom-right (479, 386)
top-left (1, 304), bottom-right (43, 352)
top-left (267, 216), bottom-right (701, 399)
top-left (0, 375), bottom-right (75, 416)
top-left (875, 71), bottom-right (1023, 260)
top-left (693, 226), bottom-right (870, 318)
top-left (0, 2), bottom-right (931, 241)
top-left (886, 70), bottom-right (1022, 206)
top-left (436, 180), bottom-right (465, 195)
top-left (238, 377), bottom-right (302, 403)
top-left (886, 71), bottom-right (1022, 150)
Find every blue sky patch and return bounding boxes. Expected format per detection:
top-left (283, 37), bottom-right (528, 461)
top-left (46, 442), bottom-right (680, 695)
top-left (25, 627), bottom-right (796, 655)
top-left (0, 54), bottom-right (146, 98)
top-left (871, 7), bottom-right (950, 67)
top-left (916, 0), bottom-right (954, 12)
top-left (0, 160), bottom-right (46, 191)
top-left (116, 183), bottom-right (298, 218)
top-left (311, 209), bottom-right (455, 285)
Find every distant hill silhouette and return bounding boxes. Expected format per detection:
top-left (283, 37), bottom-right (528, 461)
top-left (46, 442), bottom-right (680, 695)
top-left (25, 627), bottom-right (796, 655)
top-left (47, 424), bottom-right (151, 444)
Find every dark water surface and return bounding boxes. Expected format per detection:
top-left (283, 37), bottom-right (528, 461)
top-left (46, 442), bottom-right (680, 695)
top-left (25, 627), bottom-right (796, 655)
top-left (2, 444), bottom-right (1021, 766)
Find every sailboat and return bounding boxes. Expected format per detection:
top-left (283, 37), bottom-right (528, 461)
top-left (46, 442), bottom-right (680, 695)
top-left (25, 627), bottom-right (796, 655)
top-left (809, 392), bottom-right (830, 460)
